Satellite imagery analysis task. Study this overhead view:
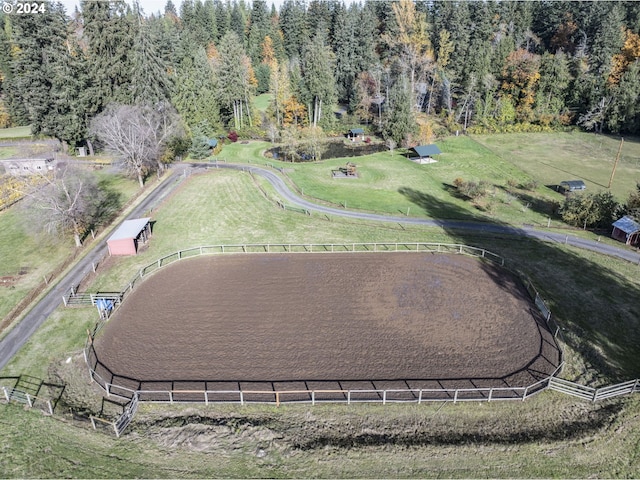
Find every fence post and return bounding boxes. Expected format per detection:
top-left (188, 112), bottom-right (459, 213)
top-left (418, 389), bottom-right (422, 404)
top-left (453, 390), bottom-right (459, 404)
top-left (47, 399), bottom-right (53, 415)
top-left (239, 391), bottom-right (244, 406)
top-left (62, 295), bottom-right (68, 307)
top-left (26, 393), bottom-right (33, 408)
top-left (91, 416), bottom-right (97, 430)
top-left (113, 423), bottom-right (120, 438)
top-left (347, 391), bottom-right (351, 405)
top-left (488, 389), bottom-right (493, 402)
top-left (311, 391), bottom-right (315, 406)
top-left (382, 390), bottom-right (387, 405)
top-left (522, 386), bottom-right (528, 400)
top-left (2, 386), bottom-right (8, 401)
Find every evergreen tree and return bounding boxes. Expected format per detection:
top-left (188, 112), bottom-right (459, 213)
top-left (247, 0), bottom-right (270, 63)
top-left (172, 47), bottom-right (220, 131)
top-left (301, 30), bottom-right (336, 127)
top-left (217, 31), bottom-right (255, 129)
top-left (383, 78), bottom-right (417, 147)
top-left (130, 9), bottom-right (172, 105)
top-left (188, 123), bottom-right (211, 160)
top-left (7, 2), bottom-right (83, 143)
top-left (280, 0), bottom-right (308, 59)
top-left (81, 0), bottom-right (135, 111)
top-left (536, 51), bottom-right (571, 120)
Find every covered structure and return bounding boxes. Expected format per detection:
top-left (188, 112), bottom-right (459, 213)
top-left (347, 128), bottom-right (365, 141)
top-left (559, 180), bottom-right (586, 192)
top-left (107, 218), bottom-right (152, 256)
top-left (207, 138), bottom-right (218, 149)
top-left (408, 144), bottom-right (442, 164)
top-left (611, 216), bottom-right (640, 246)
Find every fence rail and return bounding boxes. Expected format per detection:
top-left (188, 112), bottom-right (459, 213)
top-left (1, 385), bottom-right (53, 415)
top-left (78, 242), bottom-right (638, 437)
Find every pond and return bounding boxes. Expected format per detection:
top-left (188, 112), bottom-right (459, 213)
top-left (265, 140), bottom-right (387, 162)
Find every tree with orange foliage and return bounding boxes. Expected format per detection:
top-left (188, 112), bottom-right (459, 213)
top-left (500, 49), bottom-right (541, 123)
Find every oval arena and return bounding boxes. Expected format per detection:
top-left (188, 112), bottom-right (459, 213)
top-left (89, 249), bottom-right (562, 402)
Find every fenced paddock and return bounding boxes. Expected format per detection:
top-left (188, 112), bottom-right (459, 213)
top-left (85, 243), bottom-right (562, 403)
top-left (74, 242), bottom-right (640, 437)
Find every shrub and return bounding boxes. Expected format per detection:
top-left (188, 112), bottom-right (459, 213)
top-left (227, 131), bottom-right (239, 142)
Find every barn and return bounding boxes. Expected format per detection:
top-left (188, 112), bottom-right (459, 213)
top-left (107, 218), bottom-right (152, 256)
top-left (611, 216), bottom-right (640, 246)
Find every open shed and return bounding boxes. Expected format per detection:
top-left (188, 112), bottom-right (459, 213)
top-left (348, 128), bottom-right (365, 141)
top-left (611, 216), bottom-right (640, 246)
top-left (107, 218), bottom-right (152, 256)
top-left (409, 144), bottom-right (442, 164)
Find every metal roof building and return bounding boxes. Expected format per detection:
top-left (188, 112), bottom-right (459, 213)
top-left (408, 144), bottom-right (442, 164)
top-left (107, 218), bottom-right (152, 256)
top-left (611, 216), bottom-right (640, 246)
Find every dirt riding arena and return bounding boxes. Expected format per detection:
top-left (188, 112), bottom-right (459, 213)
top-left (92, 252), bottom-right (561, 400)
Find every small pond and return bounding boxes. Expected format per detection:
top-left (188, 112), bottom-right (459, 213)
top-left (266, 141), bottom-right (387, 162)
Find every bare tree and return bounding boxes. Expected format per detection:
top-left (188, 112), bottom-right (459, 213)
top-left (18, 165), bottom-right (117, 247)
top-left (90, 103), bottom-right (182, 187)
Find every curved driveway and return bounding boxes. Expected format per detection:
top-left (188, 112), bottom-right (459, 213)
top-left (1, 163), bottom-right (638, 371)
top-left (200, 162), bottom-right (640, 264)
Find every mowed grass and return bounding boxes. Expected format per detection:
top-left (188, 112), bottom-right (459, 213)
top-left (472, 132), bottom-right (640, 200)
top-left (0, 126), bottom-right (32, 139)
top-left (252, 93), bottom-right (273, 113)
top-left (3, 133), bottom-right (640, 478)
top-left (87, 169), bottom-right (455, 291)
top-left (216, 137), bottom-right (569, 228)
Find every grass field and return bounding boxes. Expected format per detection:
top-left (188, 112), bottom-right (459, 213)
top-left (213, 135), bottom-right (632, 233)
top-left (472, 132), bottom-right (640, 200)
top-left (0, 126), bottom-right (32, 139)
top-left (2, 132), bottom-right (640, 477)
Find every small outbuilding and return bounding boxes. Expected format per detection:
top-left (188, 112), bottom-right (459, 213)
top-left (107, 218), bottom-right (152, 256)
top-left (408, 144), bottom-right (442, 164)
top-left (207, 138), bottom-right (218, 149)
top-left (559, 180), bottom-right (586, 193)
top-left (611, 216), bottom-right (640, 246)
top-left (348, 128), bottom-right (365, 141)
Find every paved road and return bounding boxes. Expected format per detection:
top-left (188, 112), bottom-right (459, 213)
top-left (0, 169), bottom-right (185, 371)
top-left (1, 162), bottom-right (638, 371)
top-left (199, 162), bottom-right (640, 264)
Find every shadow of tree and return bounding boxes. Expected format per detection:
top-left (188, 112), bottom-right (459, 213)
top-left (399, 186), bottom-right (640, 383)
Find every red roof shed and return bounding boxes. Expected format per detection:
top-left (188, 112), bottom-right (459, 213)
top-left (107, 218), bottom-right (152, 256)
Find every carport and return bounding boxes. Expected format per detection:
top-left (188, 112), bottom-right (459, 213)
top-left (107, 218), bottom-right (152, 256)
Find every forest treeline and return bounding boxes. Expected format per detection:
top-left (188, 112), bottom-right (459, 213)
top-left (1, 0), bottom-right (640, 150)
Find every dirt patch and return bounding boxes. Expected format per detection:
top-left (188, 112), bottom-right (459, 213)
top-left (93, 253), bottom-right (560, 392)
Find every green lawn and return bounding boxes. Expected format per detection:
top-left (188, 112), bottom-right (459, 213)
top-left (472, 132), bottom-right (640, 200)
top-left (3, 132), bottom-right (640, 478)
top-left (215, 138), bottom-right (567, 227)
top-left (0, 126), bottom-right (32, 139)
top-left (252, 93), bottom-right (273, 113)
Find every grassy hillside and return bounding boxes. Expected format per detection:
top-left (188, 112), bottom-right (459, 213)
top-left (2, 132), bottom-right (640, 478)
